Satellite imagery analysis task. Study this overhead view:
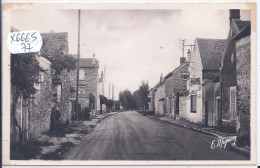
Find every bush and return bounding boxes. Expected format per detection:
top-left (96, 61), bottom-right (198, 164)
top-left (83, 107), bottom-right (91, 120)
top-left (50, 106), bottom-right (65, 136)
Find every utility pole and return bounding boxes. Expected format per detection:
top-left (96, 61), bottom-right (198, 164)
top-left (179, 39), bottom-right (195, 58)
top-left (75, 9), bottom-right (81, 121)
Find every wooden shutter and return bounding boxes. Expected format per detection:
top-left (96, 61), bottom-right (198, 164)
top-left (230, 86), bottom-right (236, 120)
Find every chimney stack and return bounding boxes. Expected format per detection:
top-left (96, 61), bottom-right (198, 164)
top-left (187, 49), bottom-right (191, 61)
top-left (92, 53), bottom-right (96, 64)
top-left (180, 57), bottom-right (186, 65)
top-left (229, 9), bottom-right (240, 25)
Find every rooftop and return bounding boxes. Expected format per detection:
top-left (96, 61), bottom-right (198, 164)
top-left (79, 58), bottom-right (99, 68)
top-left (197, 38), bottom-right (227, 71)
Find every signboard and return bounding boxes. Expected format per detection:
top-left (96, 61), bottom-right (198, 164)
top-left (181, 72), bottom-right (190, 81)
top-left (190, 78), bottom-right (201, 85)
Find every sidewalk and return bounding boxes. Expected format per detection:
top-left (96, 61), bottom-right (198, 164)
top-left (147, 115), bottom-right (250, 156)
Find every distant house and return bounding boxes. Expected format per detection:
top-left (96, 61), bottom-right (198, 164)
top-left (220, 9), bottom-right (251, 141)
top-left (165, 56), bottom-right (189, 119)
top-left (186, 38), bottom-right (226, 126)
top-left (154, 74), bottom-right (166, 116)
top-left (70, 55), bottom-right (100, 118)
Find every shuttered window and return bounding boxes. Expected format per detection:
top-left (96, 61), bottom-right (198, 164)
top-left (230, 86), bottom-right (236, 120)
top-left (191, 95), bottom-right (197, 113)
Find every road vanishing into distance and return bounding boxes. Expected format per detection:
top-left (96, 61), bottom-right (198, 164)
top-left (65, 111), bottom-right (248, 160)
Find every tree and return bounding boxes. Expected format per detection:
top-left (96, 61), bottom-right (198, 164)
top-left (119, 89), bottom-right (135, 110)
top-left (99, 95), bottom-right (108, 113)
top-left (138, 80), bottom-right (150, 111)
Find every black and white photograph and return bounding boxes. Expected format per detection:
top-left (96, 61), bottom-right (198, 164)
top-left (2, 2), bottom-right (256, 165)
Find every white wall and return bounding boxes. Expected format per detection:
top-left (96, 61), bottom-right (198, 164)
top-left (154, 83), bottom-right (165, 116)
top-left (186, 39), bottom-right (204, 124)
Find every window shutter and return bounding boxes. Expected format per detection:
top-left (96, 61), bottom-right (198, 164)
top-left (230, 86), bottom-right (236, 120)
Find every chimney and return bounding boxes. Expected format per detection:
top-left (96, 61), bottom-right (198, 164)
top-left (187, 49), bottom-right (191, 61)
top-left (180, 57), bottom-right (186, 65)
top-left (160, 73), bottom-right (163, 83)
top-left (92, 53), bottom-right (96, 64)
top-left (229, 9), bottom-right (240, 25)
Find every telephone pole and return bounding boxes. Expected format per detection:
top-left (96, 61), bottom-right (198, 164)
top-left (75, 9), bottom-right (81, 121)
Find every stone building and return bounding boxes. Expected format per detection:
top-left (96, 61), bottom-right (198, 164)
top-left (220, 9), bottom-right (251, 130)
top-left (10, 27), bottom-right (53, 143)
top-left (70, 56), bottom-right (100, 118)
top-left (10, 54), bottom-right (52, 143)
top-left (41, 32), bottom-right (73, 124)
top-left (165, 57), bottom-right (189, 119)
top-left (186, 38), bottom-right (226, 125)
top-left (233, 21), bottom-right (251, 145)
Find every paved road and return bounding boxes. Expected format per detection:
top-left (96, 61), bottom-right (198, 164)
top-left (65, 111), bottom-right (248, 160)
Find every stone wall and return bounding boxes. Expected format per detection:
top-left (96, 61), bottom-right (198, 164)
top-left (29, 56), bottom-right (52, 139)
top-left (220, 27), bottom-right (237, 124)
top-left (235, 35), bottom-right (251, 141)
top-left (59, 69), bottom-right (72, 124)
top-left (179, 96), bottom-right (187, 120)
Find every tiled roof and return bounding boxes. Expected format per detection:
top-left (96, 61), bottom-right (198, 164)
top-left (197, 38), bottom-right (227, 71)
top-left (40, 32), bottom-right (68, 58)
top-left (79, 58), bottom-right (99, 68)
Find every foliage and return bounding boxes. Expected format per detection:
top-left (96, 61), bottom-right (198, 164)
top-left (106, 99), bottom-right (114, 109)
top-left (82, 107), bottom-right (91, 120)
top-left (138, 80), bottom-right (150, 110)
top-left (119, 89), bottom-right (135, 110)
top-left (89, 93), bottom-right (95, 110)
top-left (133, 90), bottom-right (142, 110)
top-left (114, 100), bottom-right (120, 111)
top-left (11, 53), bottom-right (44, 98)
top-left (100, 95), bottom-right (108, 105)
top-left (50, 53), bottom-right (77, 77)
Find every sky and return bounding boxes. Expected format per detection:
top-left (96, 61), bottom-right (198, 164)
top-left (11, 9), bottom-right (250, 100)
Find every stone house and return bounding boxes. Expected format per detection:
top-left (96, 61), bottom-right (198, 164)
top-left (10, 27), bottom-right (53, 143)
top-left (154, 75), bottom-right (166, 116)
top-left (165, 57), bottom-right (189, 119)
top-left (70, 56), bottom-right (100, 118)
top-left (233, 21), bottom-right (251, 144)
top-left (10, 54), bottom-right (52, 143)
top-left (220, 9), bottom-right (251, 132)
top-left (40, 32), bottom-right (73, 124)
top-left (186, 38), bottom-right (226, 126)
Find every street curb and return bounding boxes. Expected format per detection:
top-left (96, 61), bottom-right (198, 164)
top-left (147, 115), bottom-right (220, 138)
top-left (146, 115), bottom-right (250, 157)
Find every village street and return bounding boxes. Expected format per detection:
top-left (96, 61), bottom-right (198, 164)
top-left (64, 111), bottom-right (247, 160)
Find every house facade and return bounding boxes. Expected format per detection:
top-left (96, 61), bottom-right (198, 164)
top-left (233, 22), bottom-right (251, 144)
top-left (10, 54), bottom-right (52, 143)
top-left (70, 56), bottom-right (100, 118)
top-left (41, 32), bottom-right (73, 124)
top-left (154, 76), bottom-right (165, 116)
top-left (220, 10), bottom-right (251, 130)
top-left (186, 38), bottom-right (226, 126)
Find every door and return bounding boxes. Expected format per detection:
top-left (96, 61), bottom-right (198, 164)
top-left (175, 92), bottom-right (180, 116)
top-left (205, 100), bottom-right (208, 126)
top-left (217, 98), bottom-right (221, 126)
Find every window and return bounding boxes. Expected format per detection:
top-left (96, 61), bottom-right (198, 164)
top-left (190, 95), bottom-right (197, 113)
top-left (34, 72), bottom-right (44, 90)
top-left (230, 86), bottom-right (236, 120)
top-left (79, 69), bottom-right (85, 80)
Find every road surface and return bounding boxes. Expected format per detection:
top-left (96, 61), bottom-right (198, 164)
top-left (64, 111), bottom-right (248, 160)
